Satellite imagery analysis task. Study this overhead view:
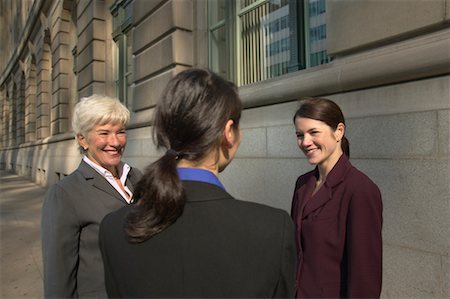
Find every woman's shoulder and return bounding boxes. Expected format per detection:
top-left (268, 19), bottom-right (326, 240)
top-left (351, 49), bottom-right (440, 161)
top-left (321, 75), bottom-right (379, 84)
top-left (128, 166), bottom-right (143, 180)
top-left (227, 198), bottom-right (291, 225)
top-left (44, 169), bottom-right (82, 197)
top-left (295, 169), bottom-right (316, 188)
top-left (56, 170), bottom-right (83, 186)
top-left (223, 199), bottom-right (294, 241)
top-left (346, 165), bottom-right (380, 191)
top-left (344, 165), bottom-right (382, 207)
top-left (102, 204), bottom-right (132, 223)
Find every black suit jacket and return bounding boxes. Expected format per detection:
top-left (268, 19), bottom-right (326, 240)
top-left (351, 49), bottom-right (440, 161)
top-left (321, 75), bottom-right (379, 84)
top-left (99, 180), bottom-right (297, 298)
top-left (41, 160), bottom-right (142, 298)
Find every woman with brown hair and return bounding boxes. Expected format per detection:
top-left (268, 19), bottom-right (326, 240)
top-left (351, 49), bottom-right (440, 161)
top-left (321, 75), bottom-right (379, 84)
top-left (291, 98), bottom-right (382, 298)
top-left (99, 68), bottom-right (296, 298)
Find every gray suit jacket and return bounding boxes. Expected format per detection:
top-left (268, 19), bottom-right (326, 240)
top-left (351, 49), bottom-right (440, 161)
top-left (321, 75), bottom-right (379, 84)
top-left (99, 180), bottom-right (297, 298)
top-left (41, 160), bottom-right (142, 298)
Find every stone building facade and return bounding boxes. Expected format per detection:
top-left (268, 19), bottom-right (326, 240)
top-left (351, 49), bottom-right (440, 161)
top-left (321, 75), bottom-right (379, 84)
top-left (1, 0), bottom-right (449, 297)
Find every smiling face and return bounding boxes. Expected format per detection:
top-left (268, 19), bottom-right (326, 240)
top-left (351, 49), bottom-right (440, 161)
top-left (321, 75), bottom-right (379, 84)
top-left (77, 122), bottom-right (127, 175)
top-left (294, 117), bottom-right (344, 174)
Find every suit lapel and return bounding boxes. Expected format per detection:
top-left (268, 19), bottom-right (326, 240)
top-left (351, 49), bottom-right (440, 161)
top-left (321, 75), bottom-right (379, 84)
top-left (77, 160), bottom-right (127, 203)
top-left (302, 182), bottom-right (333, 217)
top-left (125, 169), bottom-right (141, 194)
top-left (300, 155), bottom-right (352, 218)
top-left (296, 173), bottom-right (321, 221)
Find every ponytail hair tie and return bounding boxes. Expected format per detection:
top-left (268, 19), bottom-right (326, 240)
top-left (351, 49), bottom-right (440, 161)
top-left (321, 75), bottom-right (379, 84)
top-left (166, 149), bottom-right (180, 160)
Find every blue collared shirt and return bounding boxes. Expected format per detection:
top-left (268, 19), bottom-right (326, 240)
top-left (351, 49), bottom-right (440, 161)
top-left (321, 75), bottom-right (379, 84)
top-left (177, 167), bottom-right (225, 190)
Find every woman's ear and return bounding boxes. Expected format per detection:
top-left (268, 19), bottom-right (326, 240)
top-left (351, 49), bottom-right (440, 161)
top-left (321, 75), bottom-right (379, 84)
top-left (335, 122), bottom-right (345, 141)
top-left (77, 133), bottom-right (88, 151)
top-left (223, 119), bottom-right (236, 148)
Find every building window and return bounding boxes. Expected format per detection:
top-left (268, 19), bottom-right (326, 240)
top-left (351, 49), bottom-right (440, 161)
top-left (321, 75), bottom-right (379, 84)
top-left (111, 0), bottom-right (133, 108)
top-left (208, 0), bottom-right (331, 86)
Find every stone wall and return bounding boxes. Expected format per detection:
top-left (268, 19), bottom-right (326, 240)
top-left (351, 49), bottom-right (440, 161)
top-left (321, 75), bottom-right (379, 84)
top-left (1, 1), bottom-right (449, 297)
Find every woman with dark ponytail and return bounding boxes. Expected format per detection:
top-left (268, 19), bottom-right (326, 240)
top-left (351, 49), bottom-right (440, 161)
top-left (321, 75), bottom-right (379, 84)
top-left (99, 68), bottom-right (296, 298)
top-left (291, 98), bottom-right (383, 298)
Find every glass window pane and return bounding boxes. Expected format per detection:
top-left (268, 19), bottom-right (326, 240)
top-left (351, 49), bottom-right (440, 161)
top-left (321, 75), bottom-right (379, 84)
top-left (126, 31), bottom-right (133, 83)
top-left (111, 1), bottom-right (135, 106)
top-left (307, 0), bottom-right (330, 67)
top-left (125, 31), bottom-right (133, 108)
top-left (207, 0), bottom-right (331, 86)
top-left (239, 0), bottom-right (290, 85)
top-left (210, 26), bottom-right (228, 79)
top-left (112, 37), bottom-right (120, 99)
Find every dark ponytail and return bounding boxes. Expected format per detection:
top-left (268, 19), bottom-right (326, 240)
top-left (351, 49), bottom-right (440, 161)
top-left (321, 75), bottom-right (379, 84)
top-left (341, 136), bottom-right (350, 158)
top-left (125, 152), bottom-right (184, 242)
top-left (126, 68), bottom-right (242, 243)
top-left (293, 97), bottom-right (350, 158)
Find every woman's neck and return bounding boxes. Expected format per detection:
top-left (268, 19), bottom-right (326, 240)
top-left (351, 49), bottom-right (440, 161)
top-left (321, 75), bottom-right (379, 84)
top-left (317, 151), bottom-right (343, 182)
top-left (177, 157), bottom-right (219, 176)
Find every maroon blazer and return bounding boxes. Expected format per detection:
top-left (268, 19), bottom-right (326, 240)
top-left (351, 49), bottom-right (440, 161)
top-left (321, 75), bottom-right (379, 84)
top-left (291, 154), bottom-right (382, 298)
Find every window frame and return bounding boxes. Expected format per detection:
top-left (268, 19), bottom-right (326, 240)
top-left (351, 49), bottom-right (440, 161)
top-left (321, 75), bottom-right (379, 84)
top-left (208, 0), bottom-right (330, 86)
top-left (110, 0), bottom-right (133, 108)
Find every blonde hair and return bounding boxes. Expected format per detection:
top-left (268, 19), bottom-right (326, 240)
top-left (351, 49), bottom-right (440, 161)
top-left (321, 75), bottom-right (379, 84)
top-left (72, 94), bottom-right (130, 137)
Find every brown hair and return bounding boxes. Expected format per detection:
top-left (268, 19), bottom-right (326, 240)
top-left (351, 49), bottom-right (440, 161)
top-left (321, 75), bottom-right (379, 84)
top-left (126, 68), bottom-right (242, 243)
top-left (293, 97), bottom-right (350, 157)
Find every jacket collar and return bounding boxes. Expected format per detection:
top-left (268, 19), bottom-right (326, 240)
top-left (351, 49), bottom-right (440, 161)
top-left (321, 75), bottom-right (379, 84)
top-left (323, 154), bottom-right (352, 189)
top-left (177, 167), bottom-right (225, 190)
top-left (77, 160), bottom-right (137, 203)
top-left (182, 180), bottom-right (234, 202)
top-left (301, 154), bottom-right (352, 217)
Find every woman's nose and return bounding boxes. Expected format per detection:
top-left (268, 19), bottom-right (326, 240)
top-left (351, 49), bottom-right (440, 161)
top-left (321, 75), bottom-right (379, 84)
top-left (300, 135), bottom-right (312, 147)
top-left (108, 134), bottom-right (120, 146)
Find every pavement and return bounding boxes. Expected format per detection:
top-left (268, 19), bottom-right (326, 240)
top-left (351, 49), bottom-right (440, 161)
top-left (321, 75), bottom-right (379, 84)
top-left (0, 170), bottom-right (46, 298)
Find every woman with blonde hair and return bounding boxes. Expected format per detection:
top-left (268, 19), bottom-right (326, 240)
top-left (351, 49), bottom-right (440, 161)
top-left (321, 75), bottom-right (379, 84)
top-left (41, 94), bottom-right (142, 298)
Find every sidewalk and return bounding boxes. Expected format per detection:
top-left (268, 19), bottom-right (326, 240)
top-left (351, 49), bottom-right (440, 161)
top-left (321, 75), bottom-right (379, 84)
top-left (0, 170), bottom-right (46, 298)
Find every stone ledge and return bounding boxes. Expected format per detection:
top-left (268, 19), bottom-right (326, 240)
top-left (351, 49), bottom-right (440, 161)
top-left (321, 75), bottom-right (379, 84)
top-left (239, 28), bottom-right (450, 109)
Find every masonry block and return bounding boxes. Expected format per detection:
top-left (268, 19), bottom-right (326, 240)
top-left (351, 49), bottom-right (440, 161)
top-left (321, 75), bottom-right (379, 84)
top-left (133, 0), bottom-right (161, 24)
top-left (123, 139), bottom-right (142, 157)
top-left (132, 69), bottom-right (174, 111)
top-left (134, 31), bottom-right (193, 82)
top-left (53, 30), bottom-right (71, 49)
top-left (438, 110), bottom-right (450, 155)
top-left (267, 125), bottom-right (299, 158)
top-left (133, 0), bottom-right (193, 53)
top-left (237, 127), bottom-right (267, 158)
top-left (346, 111), bottom-right (438, 158)
top-left (77, 19), bottom-right (106, 53)
top-left (77, 61), bottom-right (106, 90)
top-left (220, 157), bottom-right (307, 212)
top-left (381, 245), bottom-right (443, 298)
top-left (77, 0), bottom-right (105, 35)
top-left (327, 0), bottom-right (446, 55)
top-left (52, 43), bottom-right (71, 62)
top-left (352, 159), bottom-right (450, 255)
top-left (52, 59), bottom-right (71, 79)
top-left (77, 40), bottom-right (106, 71)
top-left (78, 82), bottom-right (106, 98)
